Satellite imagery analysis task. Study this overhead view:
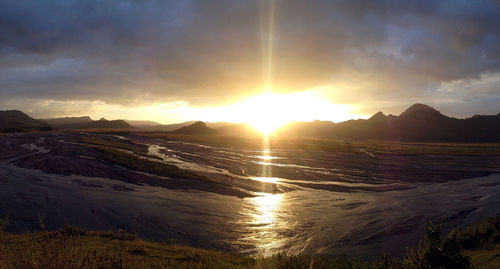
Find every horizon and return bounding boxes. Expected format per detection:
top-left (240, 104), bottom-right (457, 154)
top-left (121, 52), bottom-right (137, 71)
top-left (9, 102), bottom-right (500, 125)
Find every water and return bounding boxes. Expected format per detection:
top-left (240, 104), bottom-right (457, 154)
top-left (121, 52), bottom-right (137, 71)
top-left (1, 133), bottom-right (500, 258)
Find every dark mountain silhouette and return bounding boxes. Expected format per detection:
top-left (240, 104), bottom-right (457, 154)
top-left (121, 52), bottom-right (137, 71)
top-left (205, 122), bottom-right (235, 129)
top-left (82, 118), bottom-right (134, 129)
top-left (0, 110), bottom-right (52, 132)
top-left (142, 121), bottom-right (233, 132)
top-left (3, 104), bottom-right (500, 141)
top-left (126, 120), bottom-right (161, 128)
top-left (144, 121), bottom-right (197, 132)
top-left (280, 103), bottom-right (500, 142)
top-left (170, 121), bottom-right (218, 135)
top-left (42, 116), bottom-right (93, 129)
top-left (383, 104), bottom-right (458, 141)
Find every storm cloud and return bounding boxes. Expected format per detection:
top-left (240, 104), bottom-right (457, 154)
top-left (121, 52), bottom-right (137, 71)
top-left (0, 0), bottom-right (499, 119)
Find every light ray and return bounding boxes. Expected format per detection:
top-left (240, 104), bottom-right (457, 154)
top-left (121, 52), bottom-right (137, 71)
top-left (260, 0), bottom-right (276, 92)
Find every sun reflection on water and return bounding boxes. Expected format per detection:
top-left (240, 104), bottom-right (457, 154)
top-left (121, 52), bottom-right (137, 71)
top-left (251, 193), bottom-right (283, 226)
top-left (252, 177), bottom-right (280, 183)
top-left (247, 192), bottom-right (284, 253)
top-left (243, 129), bottom-right (286, 253)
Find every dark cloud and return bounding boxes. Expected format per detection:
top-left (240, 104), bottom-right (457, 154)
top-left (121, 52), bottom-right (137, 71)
top-left (0, 0), bottom-right (499, 117)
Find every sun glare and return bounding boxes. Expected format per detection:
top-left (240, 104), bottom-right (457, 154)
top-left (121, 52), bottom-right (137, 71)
top-left (149, 89), bottom-right (360, 134)
top-left (234, 91), bottom-right (354, 134)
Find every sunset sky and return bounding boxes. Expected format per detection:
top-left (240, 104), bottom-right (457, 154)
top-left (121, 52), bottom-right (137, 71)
top-left (1, 0), bottom-right (499, 124)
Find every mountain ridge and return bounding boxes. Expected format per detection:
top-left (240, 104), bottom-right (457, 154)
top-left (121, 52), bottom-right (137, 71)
top-left (0, 110), bottom-right (52, 132)
top-left (170, 121), bottom-right (218, 135)
top-left (82, 119), bottom-right (134, 129)
top-left (3, 104), bottom-right (500, 141)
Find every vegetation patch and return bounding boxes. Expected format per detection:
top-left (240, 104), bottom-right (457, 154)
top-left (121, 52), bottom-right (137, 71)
top-left (80, 135), bottom-right (150, 157)
top-left (2, 216), bottom-right (500, 268)
top-left (96, 146), bottom-right (205, 181)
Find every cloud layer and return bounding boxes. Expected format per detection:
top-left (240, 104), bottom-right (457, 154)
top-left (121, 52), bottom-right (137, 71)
top-left (0, 0), bottom-right (499, 120)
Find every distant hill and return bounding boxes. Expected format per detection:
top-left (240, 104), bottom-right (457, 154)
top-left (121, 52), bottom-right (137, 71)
top-left (126, 120), bottom-right (161, 128)
top-left (170, 121), bottom-right (218, 135)
top-left (141, 121), bottom-right (236, 132)
top-left (42, 116), bottom-right (93, 129)
top-left (82, 118), bottom-right (134, 129)
top-left (4, 104), bottom-right (500, 142)
top-left (281, 103), bottom-right (500, 142)
top-left (143, 121), bottom-right (197, 132)
top-left (0, 110), bottom-right (52, 132)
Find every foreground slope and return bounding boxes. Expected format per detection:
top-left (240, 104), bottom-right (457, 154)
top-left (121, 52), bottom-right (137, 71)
top-left (2, 217), bottom-right (500, 268)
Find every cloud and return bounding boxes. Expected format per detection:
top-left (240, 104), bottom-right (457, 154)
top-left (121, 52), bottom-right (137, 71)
top-left (0, 0), bottom-right (499, 120)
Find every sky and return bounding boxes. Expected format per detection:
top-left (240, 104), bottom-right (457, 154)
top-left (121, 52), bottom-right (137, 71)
top-left (0, 0), bottom-right (499, 123)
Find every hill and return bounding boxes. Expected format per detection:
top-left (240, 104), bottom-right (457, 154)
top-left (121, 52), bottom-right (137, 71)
top-left (170, 121), bottom-right (218, 135)
top-left (142, 121), bottom-right (197, 132)
top-left (142, 121), bottom-right (235, 132)
top-left (82, 118), bottom-right (134, 129)
top-left (126, 120), bottom-right (161, 128)
top-left (277, 104), bottom-right (500, 142)
top-left (0, 110), bottom-right (52, 132)
top-left (42, 116), bottom-right (93, 129)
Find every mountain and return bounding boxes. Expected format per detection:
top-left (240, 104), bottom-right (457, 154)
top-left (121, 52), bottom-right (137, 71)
top-left (170, 121), bottom-right (218, 135)
top-left (142, 121), bottom-right (197, 132)
top-left (319, 104), bottom-right (500, 142)
top-left (126, 120), bottom-right (161, 128)
top-left (273, 104), bottom-right (500, 142)
top-left (42, 116), bottom-right (93, 129)
top-left (384, 104), bottom-right (458, 141)
top-left (205, 122), bottom-right (236, 129)
top-left (0, 110), bottom-right (52, 132)
top-left (82, 118), bottom-right (134, 129)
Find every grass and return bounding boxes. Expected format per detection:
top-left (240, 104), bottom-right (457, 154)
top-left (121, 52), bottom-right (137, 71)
top-left (3, 216), bottom-right (500, 268)
top-left (465, 248), bottom-right (500, 269)
top-left (80, 135), bottom-right (150, 157)
top-left (0, 227), bottom-right (375, 268)
top-left (0, 225), bottom-right (254, 269)
top-left (96, 146), bottom-right (205, 181)
top-left (76, 134), bottom-right (206, 181)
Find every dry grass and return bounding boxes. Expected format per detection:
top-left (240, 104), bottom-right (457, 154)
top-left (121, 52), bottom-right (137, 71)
top-left (0, 226), bottom-right (255, 269)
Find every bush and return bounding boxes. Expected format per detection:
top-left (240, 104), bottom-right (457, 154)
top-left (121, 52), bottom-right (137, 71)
top-left (450, 216), bottom-right (500, 250)
top-left (401, 222), bottom-right (471, 269)
top-left (60, 224), bottom-right (87, 236)
top-left (100, 229), bottom-right (136, 241)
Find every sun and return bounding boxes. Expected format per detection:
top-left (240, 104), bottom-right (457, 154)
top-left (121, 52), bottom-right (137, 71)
top-left (240, 92), bottom-right (291, 134)
top-left (185, 89), bottom-right (358, 135)
top-left (236, 90), bottom-right (353, 135)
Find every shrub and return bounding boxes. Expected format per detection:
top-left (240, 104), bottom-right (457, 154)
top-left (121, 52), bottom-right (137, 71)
top-left (401, 222), bottom-right (471, 269)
